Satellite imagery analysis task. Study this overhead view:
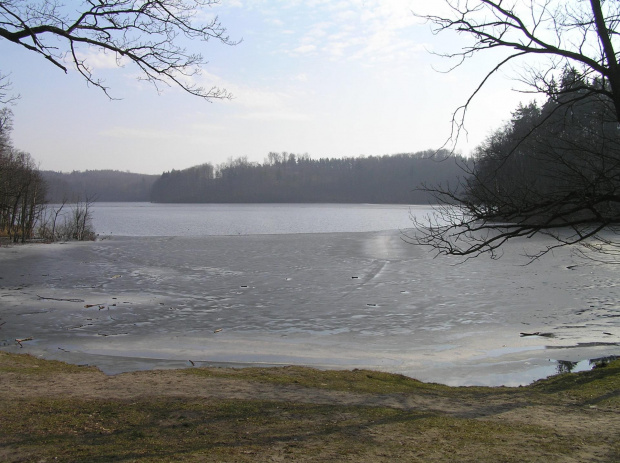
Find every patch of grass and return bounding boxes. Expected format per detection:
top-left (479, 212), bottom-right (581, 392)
top-left (530, 358), bottom-right (620, 406)
top-left (0, 352), bottom-right (98, 374)
top-left (0, 396), bottom-right (583, 463)
top-left (396, 416), bottom-right (579, 461)
top-left (0, 396), bottom-right (411, 462)
top-left (183, 365), bottom-right (469, 395)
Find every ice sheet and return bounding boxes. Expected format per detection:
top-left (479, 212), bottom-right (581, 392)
top-left (1, 231), bottom-right (618, 386)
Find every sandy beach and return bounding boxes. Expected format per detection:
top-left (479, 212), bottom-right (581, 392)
top-left (0, 230), bottom-right (618, 386)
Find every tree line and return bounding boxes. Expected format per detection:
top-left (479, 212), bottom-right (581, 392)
top-left (0, 108), bottom-right (97, 243)
top-left (0, 108), bottom-right (46, 242)
top-left (42, 170), bottom-right (159, 203)
top-left (415, 67), bottom-right (620, 259)
top-left (414, 0), bottom-right (620, 260)
top-left (469, 69), bottom-right (620, 228)
top-left (150, 151), bottom-right (469, 204)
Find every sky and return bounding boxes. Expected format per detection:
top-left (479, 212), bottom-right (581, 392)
top-left (1, 0), bottom-right (529, 175)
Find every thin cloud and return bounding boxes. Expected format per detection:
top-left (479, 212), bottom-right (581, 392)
top-left (101, 120), bottom-right (228, 141)
top-left (234, 111), bottom-right (312, 122)
top-left (101, 126), bottom-right (182, 140)
top-left (291, 44), bottom-right (317, 55)
top-left (74, 48), bottom-right (129, 70)
top-left (274, 0), bottom-right (420, 64)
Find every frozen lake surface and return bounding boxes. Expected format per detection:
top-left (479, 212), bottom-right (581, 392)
top-left (1, 204), bottom-right (619, 386)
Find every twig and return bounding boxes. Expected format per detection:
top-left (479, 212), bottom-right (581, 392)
top-left (15, 337), bottom-right (33, 347)
top-left (37, 295), bottom-right (84, 302)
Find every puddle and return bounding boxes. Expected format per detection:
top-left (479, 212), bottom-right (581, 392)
top-left (554, 355), bottom-right (619, 375)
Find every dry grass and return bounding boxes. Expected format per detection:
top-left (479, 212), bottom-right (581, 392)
top-left (0, 353), bottom-right (618, 462)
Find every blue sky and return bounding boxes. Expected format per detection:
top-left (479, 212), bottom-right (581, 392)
top-left (1, 0), bottom-right (527, 175)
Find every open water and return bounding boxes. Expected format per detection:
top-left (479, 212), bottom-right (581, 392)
top-left (89, 202), bottom-right (426, 236)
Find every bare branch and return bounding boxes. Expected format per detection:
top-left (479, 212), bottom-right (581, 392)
top-left (416, 0), bottom-right (620, 147)
top-left (0, 0), bottom-right (238, 100)
top-left (0, 72), bottom-right (19, 104)
top-left (413, 1), bottom-right (620, 261)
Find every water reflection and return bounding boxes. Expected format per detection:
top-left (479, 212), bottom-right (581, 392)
top-left (556, 355), bottom-right (619, 375)
top-left (556, 360), bottom-right (578, 374)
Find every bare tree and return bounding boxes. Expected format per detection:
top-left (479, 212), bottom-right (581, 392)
top-left (0, 107), bottom-right (12, 150)
top-left (0, 72), bottom-right (18, 105)
top-left (36, 196), bottom-right (67, 242)
top-left (420, 0), bottom-right (620, 144)
top-left (0, 148), bottom-right (46, 243)
top-left (413, 0), bottom-right (620, 260)
top-left (70, 195), bottom-right (96, 241)
top-left (0, 0), bottom-right (237, 100)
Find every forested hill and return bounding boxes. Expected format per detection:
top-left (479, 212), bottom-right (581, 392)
top-left (150, 151), bottom-right (470, 204)
top-left (42, 170), bottom-right (159, 203)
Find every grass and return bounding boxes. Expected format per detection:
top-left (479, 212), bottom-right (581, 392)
top-left (0, 351), bottom-right (99, 374)
top-left (183, 364), bottom-right (456, 394)
top-left (530, 358), bottom-right (620, 405)
top-left (0, 397), bottom-right (578, 462)
top-left (0, 352), bottom-right (619, 462)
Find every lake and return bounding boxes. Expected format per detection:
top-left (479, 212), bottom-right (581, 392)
top-left (89, 202), bottom-right (426, 236)
top-left (2, 202), bottom-right (618, 386)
